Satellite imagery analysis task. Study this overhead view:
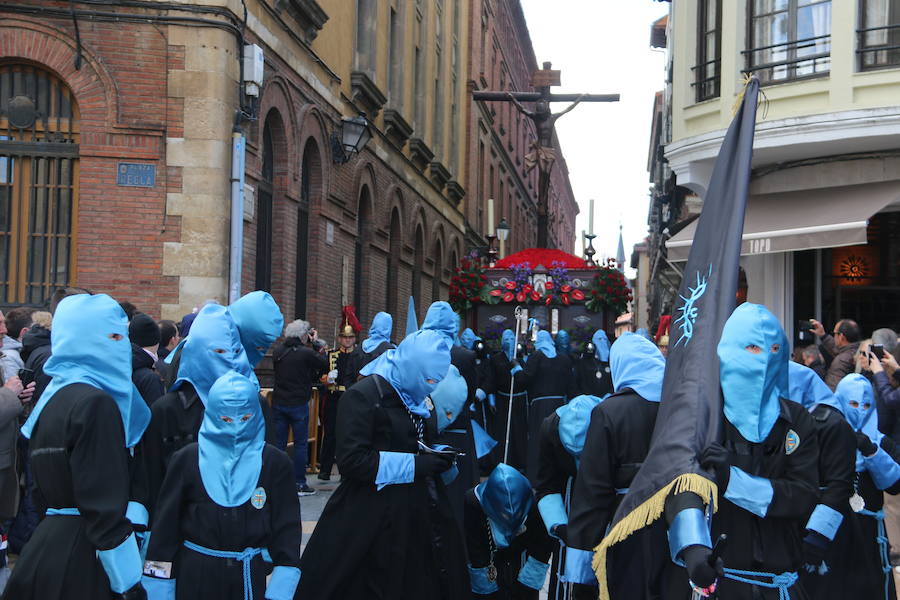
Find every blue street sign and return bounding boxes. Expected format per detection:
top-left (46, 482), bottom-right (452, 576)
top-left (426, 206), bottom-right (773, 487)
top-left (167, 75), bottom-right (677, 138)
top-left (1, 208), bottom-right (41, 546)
top-left (117, 162), bottom-right (156, 187)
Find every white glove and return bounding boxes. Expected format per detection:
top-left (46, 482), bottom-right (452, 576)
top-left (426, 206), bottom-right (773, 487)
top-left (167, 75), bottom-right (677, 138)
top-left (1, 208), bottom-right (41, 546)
top-left (327, 369), bottom-right (338, 384)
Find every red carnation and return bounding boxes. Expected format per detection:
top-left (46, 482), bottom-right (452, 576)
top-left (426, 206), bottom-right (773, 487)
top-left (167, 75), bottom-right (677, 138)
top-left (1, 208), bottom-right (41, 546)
top-left (489, 289), bottom-right (503, 297)
top-left (505, 281), bottom-right (517, 291)
top-left (503, 291), bottom-right (515, 302)
top-left (560, 284), bottom-right (572, 293)
top-left (545, 281), bottom-right (555, 290)
top-left (561, 294), bottom-right (570, 306)
top-left (571, 289), bottom-right (585, 301)
top-left (530, 291), bottom-right (541, 302)
top-left (545, 296), bottom-right (552, 305)
top-left (516, 291), bottom-right (526, 303)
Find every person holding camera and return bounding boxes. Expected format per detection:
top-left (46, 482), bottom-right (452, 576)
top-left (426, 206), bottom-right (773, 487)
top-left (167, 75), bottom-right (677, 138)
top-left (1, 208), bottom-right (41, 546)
top-left (271, 319), bottom-right (327, 496)
top-left (810, 318), bottom-right (862, 391)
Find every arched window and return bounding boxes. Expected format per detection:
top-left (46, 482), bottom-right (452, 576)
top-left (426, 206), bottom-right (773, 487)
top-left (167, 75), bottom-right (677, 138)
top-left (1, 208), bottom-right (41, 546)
top-left (354, 186), bottom-right (372, 321)
top-left (387, 208), bottom-right (402, 331)
top-left (256, 118), bottom-right (275, 291)
top-left (412, 224), bottom-right (424, 308)
top-left (431, 238), bottom-right (443, 302)
top-left (296, 139), bottom-right (320, 318)
top-left (0, 64), bottom-right (79, 304)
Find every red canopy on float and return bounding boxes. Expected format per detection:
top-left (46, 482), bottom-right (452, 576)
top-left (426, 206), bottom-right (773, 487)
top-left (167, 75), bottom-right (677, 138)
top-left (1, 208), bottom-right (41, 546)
top-left (492, 248), bottom-right (587, 269)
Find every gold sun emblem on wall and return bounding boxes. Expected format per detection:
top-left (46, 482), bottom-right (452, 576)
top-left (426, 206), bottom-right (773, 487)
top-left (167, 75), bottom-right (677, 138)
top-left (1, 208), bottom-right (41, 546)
top-left (840, 255), bottom-right (869, 281)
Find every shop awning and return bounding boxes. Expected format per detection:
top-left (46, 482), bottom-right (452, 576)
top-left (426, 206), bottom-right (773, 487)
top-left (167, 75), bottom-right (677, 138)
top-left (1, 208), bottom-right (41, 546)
top-left (665, 182), bottom-right (900, 262)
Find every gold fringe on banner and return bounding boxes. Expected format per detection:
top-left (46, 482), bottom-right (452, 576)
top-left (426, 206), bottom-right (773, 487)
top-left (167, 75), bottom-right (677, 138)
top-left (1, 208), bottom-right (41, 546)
top-left (731, 73), bottom-right (767, 120)
top-left (592, 473), bottom-right (718, 600)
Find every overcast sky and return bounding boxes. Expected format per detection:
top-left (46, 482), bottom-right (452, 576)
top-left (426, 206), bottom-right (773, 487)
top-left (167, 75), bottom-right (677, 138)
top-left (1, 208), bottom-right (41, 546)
top-left (519, 0), bottom-right (669, 275)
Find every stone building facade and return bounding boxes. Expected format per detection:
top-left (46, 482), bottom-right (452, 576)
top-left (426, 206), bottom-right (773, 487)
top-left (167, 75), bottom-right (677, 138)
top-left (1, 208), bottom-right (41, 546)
top-left (1, 0), bottom-right (577, 339)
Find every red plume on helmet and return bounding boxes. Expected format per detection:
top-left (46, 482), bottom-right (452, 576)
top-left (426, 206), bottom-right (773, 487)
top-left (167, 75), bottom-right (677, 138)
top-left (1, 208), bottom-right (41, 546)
top-left (342, 305), bottom-right (364, 335)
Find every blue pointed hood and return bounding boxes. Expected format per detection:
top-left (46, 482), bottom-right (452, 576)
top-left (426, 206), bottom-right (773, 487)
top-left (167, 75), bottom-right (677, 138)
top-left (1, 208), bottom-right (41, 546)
top-left (421, 301), bottom-right (459, 344)
top-left (406, 296), bottom-right (419, 337)
top-left (228, 291), bottom-right (284, 367)
top-left (501, 329), bottom-right (516, 361)
top-left (835, 373), bottom-right (882, 471)
top-left (610, 332), bottom-right (665, 402)
top-left (173, 304), bottom-right (254, 406)
top-left (555, 330), bottom-right (571, 356)
top-left (717, 303), bottom-right (789, 443)
top-left (360, 329), bottom-right (451, 418)
top-left (362, 312), bottom-right (393, 353)
top-left (198, 371), bottom-right (264, 507)
top-left (635, 328), bottom-right (653, 342)
top-left (555, 394), bottom-right (605, 457)
top-left (431, 364), bottom-right (468, 432)
top-left (21, 294), bottom-right (150, 448)
top-left (535, 330), bottom-right (557, 358)
top-left (475, 463), bottom-right (534, 549)
top-left (460, 328), bottom-right (478, 351)
top-left (593, 329), bottom-right (611, 362)
top-left (788, 361), bottom-right (842, 414)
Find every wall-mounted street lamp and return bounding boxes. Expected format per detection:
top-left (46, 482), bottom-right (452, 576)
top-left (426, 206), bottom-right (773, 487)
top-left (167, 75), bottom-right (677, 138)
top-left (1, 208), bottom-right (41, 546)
top-left (331, 113), bottom-right (372, 164)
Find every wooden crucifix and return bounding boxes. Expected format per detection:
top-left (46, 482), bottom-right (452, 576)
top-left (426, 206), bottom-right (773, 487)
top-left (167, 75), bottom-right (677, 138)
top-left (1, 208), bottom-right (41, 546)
top-left (472, 62), bottom-right (619, 249)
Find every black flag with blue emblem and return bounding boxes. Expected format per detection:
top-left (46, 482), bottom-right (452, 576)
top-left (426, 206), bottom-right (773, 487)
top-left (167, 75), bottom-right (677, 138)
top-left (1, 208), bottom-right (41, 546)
top-left (593, 77), bottom-right (760, 597)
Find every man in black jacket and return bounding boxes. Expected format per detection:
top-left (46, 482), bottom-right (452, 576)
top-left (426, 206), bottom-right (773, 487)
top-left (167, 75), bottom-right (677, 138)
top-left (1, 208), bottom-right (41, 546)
top-left (129, 314), bottom-right (164, 406)
top-left (272, 319), bottom-right (327, 496)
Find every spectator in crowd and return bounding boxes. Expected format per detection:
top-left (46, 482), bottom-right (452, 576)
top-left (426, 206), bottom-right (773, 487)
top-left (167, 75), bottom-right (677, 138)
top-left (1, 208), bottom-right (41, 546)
top-left (118, 301), bottom-right (138, 322)
top-left (801, 344), bottom-right (827, 380)
top-left (0, 352), bottom-right (32, 594)
top-left (272, 319), bottom-right (327, 496)
top-left (129, 313), bottom-right (164, 406)
top-left (30, 312), bottom-right (51, 330)
top-left (20, 316), bottom-right (52, 406)
top-left (157, 320), bottom-right (180, 361)
top-left (0, 307), bottom-right (36, 381)
top-left (811, 318), bottom-right (862, 390)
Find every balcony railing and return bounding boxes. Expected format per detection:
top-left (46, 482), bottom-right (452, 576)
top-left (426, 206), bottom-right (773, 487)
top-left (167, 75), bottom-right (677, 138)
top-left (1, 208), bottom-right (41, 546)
top-left (743, 34), bottom-right (831, 84)
top-left (691, 58), bottom-right (721, 102)
top-left (858, 23), bottom-right (900, 70)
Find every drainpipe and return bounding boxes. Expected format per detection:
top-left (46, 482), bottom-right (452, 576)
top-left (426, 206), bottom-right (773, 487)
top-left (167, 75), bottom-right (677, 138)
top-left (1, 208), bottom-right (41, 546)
top-left (229, 127), bottom-right (246, 304)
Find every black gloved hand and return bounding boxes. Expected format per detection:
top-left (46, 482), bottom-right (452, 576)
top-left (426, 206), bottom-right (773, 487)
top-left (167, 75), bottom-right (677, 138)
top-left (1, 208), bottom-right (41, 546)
top-left (510, 358), bottom-right (521, 370)
top-left (856, 432), bottom-right (877, 457)
top-left (552, 524), bottom-right (568, 545)
top-left (414, 453), bottom-right (454, 479)
top-left (700, 442), bottom-right (732, 488)
top-left (681, 544), bottom-right (724, 589)
top-left (802, 530), bottom-right (829, 568)
top-left (572, 583), bottom-right (599, 600)
top-left (116, 583), bottom-right (147, 600)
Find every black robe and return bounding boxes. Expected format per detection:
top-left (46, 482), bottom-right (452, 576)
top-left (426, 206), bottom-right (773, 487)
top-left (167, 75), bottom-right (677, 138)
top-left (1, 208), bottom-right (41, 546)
top-left (517, 351), bottom-right (573, 481)
top-left (535, 413), bottom-right (579, 600)
top-left (798, 403), bottom-right (856, 598)
top-left (487, 352), bottom-right (529, 472)
top-left (666, 399), bottom-right (820, 600)
top-left (464, 489), bottom-right (554, 599)
top-left (296, 375), bottom-right (468, 600)
top-left (3, 384), bottom-right (136, 600)
top-left (571, 355), bottom-right (613, 399)
top-left (144, 443), bottom-right (301, 599)
top-left (358, 340), bottom-right (394, 370)
top-left (567, 389), bottom-right (668, 600)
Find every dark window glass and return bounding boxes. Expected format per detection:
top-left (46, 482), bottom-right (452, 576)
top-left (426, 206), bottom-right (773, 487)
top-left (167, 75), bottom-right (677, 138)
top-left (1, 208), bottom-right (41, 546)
top-left (859, 0), bottom-right (900, 70)
top-left (746, 0), bottom-right (831, 84)
top-left (695, 0), bottom-right (722, 102)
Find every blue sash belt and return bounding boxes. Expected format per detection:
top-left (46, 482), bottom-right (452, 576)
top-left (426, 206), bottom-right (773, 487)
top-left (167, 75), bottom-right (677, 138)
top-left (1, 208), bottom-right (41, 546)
top-left (530, 395), bottom-right (565, 406)
top-left (859, 508), bottom-right (892, 600)
top-left (183, 541), bottom-right (272, 600)
top-left (723, 568), bottom-right (797, 600)
top-left (46, 507), bottom-right (81, 516)
top-left (498, 391), bottom-right (527, 398)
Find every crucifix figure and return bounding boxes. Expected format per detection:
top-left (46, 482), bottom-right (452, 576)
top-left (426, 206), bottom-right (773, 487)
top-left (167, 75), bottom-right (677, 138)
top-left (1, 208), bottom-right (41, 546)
top-left (473, 62), bottom-right (619, 249)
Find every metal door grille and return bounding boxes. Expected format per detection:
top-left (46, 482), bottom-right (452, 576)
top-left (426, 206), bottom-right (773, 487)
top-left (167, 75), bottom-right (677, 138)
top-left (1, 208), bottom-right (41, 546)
top-left (0, 64), bottom-right (79, 305)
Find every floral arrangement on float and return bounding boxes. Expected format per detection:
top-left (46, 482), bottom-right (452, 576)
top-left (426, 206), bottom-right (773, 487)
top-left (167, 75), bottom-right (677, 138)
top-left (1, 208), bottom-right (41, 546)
top-left (449, 248), bottom-right (631, 315)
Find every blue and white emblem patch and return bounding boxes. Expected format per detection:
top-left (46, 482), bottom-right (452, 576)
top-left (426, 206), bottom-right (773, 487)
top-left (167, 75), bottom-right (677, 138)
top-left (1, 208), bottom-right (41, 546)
top-left (785, 429), bottom-right (800, 455)
top-left (251, 486), bottom-right (267, 509)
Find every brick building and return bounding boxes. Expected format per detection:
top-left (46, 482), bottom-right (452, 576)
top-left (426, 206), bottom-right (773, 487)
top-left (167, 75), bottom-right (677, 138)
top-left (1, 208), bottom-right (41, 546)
top-left (1, 0), bottom-right (577, 338)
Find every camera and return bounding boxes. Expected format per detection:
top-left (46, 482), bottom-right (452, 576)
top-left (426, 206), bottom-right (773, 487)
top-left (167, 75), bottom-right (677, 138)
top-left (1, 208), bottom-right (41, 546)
top-left (18, 368), bottom-right (34, 387)
top-left (873, 344), bottom-right (885, 360)
top-left (796, 320), bottom-right (813, 332)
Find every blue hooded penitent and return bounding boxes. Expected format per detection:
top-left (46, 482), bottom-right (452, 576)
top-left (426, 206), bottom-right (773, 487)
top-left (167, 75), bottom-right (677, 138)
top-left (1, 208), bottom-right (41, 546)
top-left (229, 290), bottom-right (284, 367)
top-left (788, 361), bottom-right (842, 414)
top-left (635, 328), bottom-right (653, 342)
top-left (198, 371), bottom-right (264, 507)
top-left (556, 394), bottom-right (605, 457)
top-left (430, 364), bottom-right (468, 432)
top-left (362, 312), bottom-right (393, 353)
top-left (836, 373), bottom-right (885, 474)
top-left (610, 332), bottom-right (665, 402)
top-left (534, 330), bottom-right (557, 359)
top-left (501, 329), bottom-right (516, 361)
top-left (173, 304), bottom-right (254, 406)
top-left (717, 303), bottom-right (789, 443)
top-left (475, 463), bottom-right (534, 548)
top-left (460, 328), bottom-right (478, 351)
top-left (360, 329), bottom-right (451, 418)
top-left (421, 301), bottom-right (460, 344)
top-left (22, 294), bottom-right (150, 448)
top-left (593, 329), bottom-right (611, 362)
top-left (555, 330), bottom-right (571, 356)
